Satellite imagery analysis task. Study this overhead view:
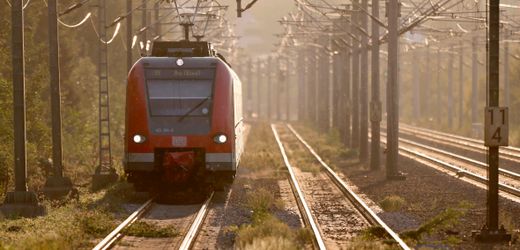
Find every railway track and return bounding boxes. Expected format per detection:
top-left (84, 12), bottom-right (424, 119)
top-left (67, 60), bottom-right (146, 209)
top-left (272, 123), bottom-right (410, 250)
top-left (378, 132), bottom-right (520, 199)
top-left (93, 192), bottom-right (214, 250)
top-left (399, 123), bottom-right (520, 163)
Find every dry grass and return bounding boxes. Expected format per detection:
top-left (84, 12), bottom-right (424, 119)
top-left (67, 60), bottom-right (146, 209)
top-left (234, 212), bottom-right (312, 250)
top-left (240, 123), bottom-right (285, 178)
top-left (122, 221), bottom-right (178, 238)
top-left (291, 124), bottom-right (358, 167)
top-left (232, 123), bottom-right (313, 249)
top-left (379, 195), bottom-right (407, 212)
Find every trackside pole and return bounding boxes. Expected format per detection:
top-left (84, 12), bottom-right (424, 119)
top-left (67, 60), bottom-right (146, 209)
top-left (0, 0), bottom-right (45, 217)
top-left (473, 0), bottom-right (511, 243)
top-left (247, 58), bottom-right (253, 118)
top-left (359, 0), bottom-right (369, 162)
top-left (369, 0), bottom-right (381, 170)
top-left (351, 0), bottom-right (360, 149)
top-left (458, 42), bottom-right (464, 128)
top-left (43, 0), bottom-right (73, 199)
top-left (267, 56), bottom-right (273, 120)
top-left (385, 0), bottom-right (405, 180)
top-left (127, 0), bottom-right (133, 72)
top-left (256, 59), bottom-right (262, 118)
top-left (344, 12), bottom-right (352, 147)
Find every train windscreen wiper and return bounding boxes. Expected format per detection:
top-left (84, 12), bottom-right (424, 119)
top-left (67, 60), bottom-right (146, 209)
top-left (177, 96), bottom-right (210, 122)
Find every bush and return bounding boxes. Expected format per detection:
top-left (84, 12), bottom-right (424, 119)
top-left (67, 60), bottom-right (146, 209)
top-left (235, 214), bottom-right (311, 249)
top-left (122, 221), bottom-right (178, 238)
top-left (379, 196), bottom-right (406, 212)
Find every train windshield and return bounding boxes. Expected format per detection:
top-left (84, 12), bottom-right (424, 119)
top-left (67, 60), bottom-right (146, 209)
top-left (147, 79), bottom-right (213, 117)
top-left (144, 67), bottom-right (215, 135)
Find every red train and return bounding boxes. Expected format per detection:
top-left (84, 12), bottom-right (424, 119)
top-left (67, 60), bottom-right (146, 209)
top-left (124, 41), bottom-right (244, 191)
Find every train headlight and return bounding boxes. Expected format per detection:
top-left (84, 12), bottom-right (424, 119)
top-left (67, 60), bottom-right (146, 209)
top-left (133, 134), bottom-right (146, 144)
top-left (176, 58), bottom-right (184, 66)
top-left (214, 134), bottom-right (227, 144)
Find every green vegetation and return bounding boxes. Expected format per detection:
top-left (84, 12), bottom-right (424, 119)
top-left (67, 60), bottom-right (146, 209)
top-left (244, 188), bottom-right (284, 216)
top-left (0, 1), bottom-right (130, 197)
top-left (229, 124), bottom-right (312, 249)
top-left (240, 123), bottom-right (285, 176)
top-left (0, 3), bottom-right (143, 246)
top-left (0, 181), bottom-right (159, 248)
top-left (379, 195), bottom-right (407, 212)
top-left (359, 202), bottom-right (472, 248)
top-left (234, 188), bottom-right (311, 249)
top-left (400, 202), bottom-right (472, 244)
top-left (291, 154), bottom-right (321, 175)
top-left (292, 124), bottom-right (358, 167)
top-left (122, 221), bottom-right (178, 238)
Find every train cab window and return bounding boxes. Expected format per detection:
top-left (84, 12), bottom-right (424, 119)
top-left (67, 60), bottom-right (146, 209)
top-left (144, 67), bottom-right (216, 135)
top-left (147, 79), bottom-right (213, 117)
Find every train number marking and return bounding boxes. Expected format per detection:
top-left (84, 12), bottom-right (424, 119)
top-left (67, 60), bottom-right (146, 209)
top-left (484, 107), bottom-right (508, 146)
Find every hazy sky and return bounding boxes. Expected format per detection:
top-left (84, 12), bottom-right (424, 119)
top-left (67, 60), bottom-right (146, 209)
top-left (223, 0), bottom-right (297, 56)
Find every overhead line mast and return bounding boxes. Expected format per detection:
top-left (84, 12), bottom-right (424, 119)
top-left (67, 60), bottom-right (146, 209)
top-left (43, 0), bottom-right (73, 199)
top-left (92, 0), bottom-right (118, 189)
top-left (0, 0), bottom-right (44, 217)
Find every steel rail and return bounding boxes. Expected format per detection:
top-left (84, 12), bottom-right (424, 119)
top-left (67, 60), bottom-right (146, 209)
top-left (400, 127), bottom-right (520, 164)
top-left (286, 124), bottom-right (411, 250)
top-left (393, 134), bottom-right (520, 181)
top-left (271, 124), bottom-right (327, 250)
top-left (179, 191), bottom-right (215, 250)
top-left (400, 124), bottom-right (520, 157)
top-left (93, 198), bottom-right (154, 250)
top-left (378, 135), bottom-right (520, 198)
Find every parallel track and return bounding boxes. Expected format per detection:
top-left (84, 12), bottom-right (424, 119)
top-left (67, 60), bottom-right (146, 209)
top-left (273, 124), bottom-right (410, 250)
top-left (271, 124), bottom-right (327, 250)
top-left (400, 124), bottom-right (520, 162)
top-left (378, 133), bottom-right (520, 198)
top-left (93, 192), bottom-right (214, 250)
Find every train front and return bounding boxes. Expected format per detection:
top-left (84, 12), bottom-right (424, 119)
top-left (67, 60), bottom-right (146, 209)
top-left (124, 56), bottom-right (235, 191)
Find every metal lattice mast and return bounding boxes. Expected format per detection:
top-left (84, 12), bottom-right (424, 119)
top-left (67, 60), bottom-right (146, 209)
top-left (98, 0), bottom-right (112, 171)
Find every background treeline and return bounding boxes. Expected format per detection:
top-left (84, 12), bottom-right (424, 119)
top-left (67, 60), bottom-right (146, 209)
top-left (398, 42), bottom-right (520, 146)
top-left (0, 1), bottom-right (132, 198)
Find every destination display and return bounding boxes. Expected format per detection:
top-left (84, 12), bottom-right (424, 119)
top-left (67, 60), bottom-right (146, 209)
top-left (146, 68), bottom-right (215, 80)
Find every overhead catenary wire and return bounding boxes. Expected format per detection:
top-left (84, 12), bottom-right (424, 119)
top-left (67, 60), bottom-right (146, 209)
top-left (58, 12), bottom-right (92, 28)
top-left (89, 17), bottom-right (122, 44)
